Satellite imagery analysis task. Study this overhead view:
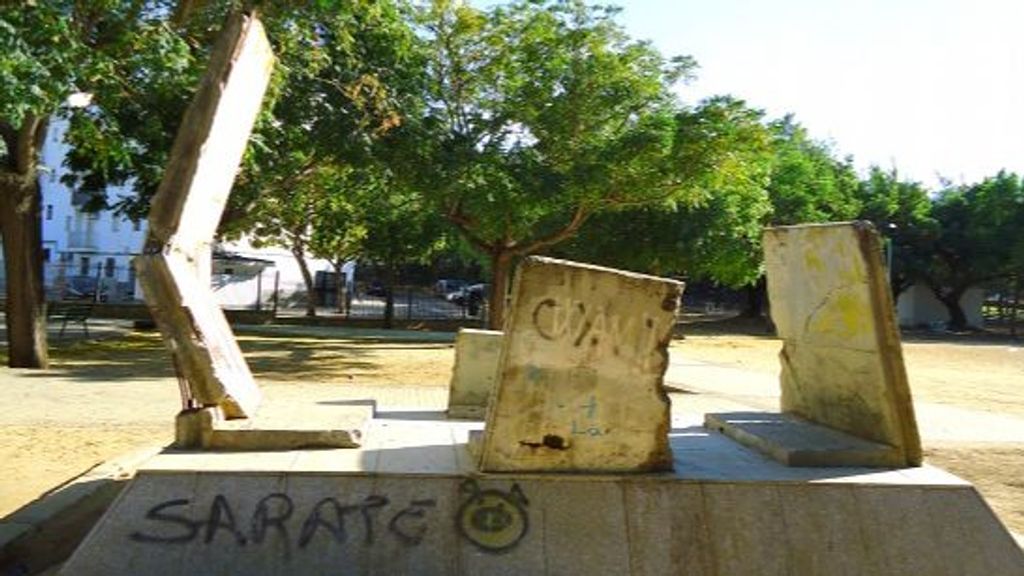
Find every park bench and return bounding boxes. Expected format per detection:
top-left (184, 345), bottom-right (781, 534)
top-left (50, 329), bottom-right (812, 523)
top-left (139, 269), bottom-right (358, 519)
top-left (47, 300), bottom-right (95, 338)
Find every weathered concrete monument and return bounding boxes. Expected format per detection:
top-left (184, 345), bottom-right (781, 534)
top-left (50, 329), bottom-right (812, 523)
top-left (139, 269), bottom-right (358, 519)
top-left (134, 11), bottom-right (366, 450)
top-left (477, 256), bottom-right (683, 472)
top-left (59, 13), bottom-right (1024, 576)
top-left (707, 222), bottom-right (922, 467)
top-left (446, 329), bottom-right (503, 419)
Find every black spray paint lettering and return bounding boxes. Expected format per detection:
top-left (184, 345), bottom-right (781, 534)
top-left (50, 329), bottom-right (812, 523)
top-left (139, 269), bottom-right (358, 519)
top-left (130, 493), bottom-right (435, 551)
top-left (388, 499), bottom-right (436, 546)
top-left (531, 297), bottom-right (662, 361)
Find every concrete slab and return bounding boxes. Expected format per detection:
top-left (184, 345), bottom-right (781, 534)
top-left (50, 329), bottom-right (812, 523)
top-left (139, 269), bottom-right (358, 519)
top-left (174, 400), bottom-right (373, 451)
top-left (479, 257), bottom-right (684, 473)
top-left (446, 329), bottom-right (502, 419)
top-left (137, 10), bottom-right (273, 419)
top-left (705, 411), bottom-right (901, 467)
top-left (61, 420), bottom-right (1024, 575)
top-left (762, 222), bottom-right (921, 465)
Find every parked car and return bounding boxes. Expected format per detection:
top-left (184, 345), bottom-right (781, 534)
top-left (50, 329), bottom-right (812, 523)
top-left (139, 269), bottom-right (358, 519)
top-left (434, 279), bottom-right (467, 298)
top-left (365, 280), bottom-right (387, 297)
top-left (448, 283), bottom-right (488, 308)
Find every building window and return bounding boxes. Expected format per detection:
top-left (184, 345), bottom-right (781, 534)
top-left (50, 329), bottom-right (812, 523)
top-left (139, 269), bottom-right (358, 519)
top-left (79, 256), bottom-right (91, 276)
top-left (45, 205), bottom-right (53, 221)
top-left (132, 219), bottom-right (142, 232)
top-left (104, 257), bottom-right (115, 278)
top-left (42, 248), bottom-right (51, 262)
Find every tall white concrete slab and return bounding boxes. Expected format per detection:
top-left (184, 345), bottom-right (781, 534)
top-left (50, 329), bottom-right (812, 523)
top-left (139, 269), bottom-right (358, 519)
top-left (136, 11), bottom-right (274, 418)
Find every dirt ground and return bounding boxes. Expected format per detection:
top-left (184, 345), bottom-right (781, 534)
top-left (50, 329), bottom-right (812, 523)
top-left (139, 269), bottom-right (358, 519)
top-left (1, 323), bottom-right (1022, 539)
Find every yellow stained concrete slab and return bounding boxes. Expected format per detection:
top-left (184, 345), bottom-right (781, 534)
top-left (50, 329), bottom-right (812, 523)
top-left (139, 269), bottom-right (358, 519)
top-left (762, 222), bottom-right (921, 466)
top-left (446, 329), bottom-right (503, 419)
top-left (478, 257), bottom-right (684, 473)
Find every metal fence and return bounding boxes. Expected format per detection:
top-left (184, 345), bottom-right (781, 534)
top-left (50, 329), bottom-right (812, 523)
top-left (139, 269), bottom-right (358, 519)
top-left (301, 284), bottom-right (489, 322)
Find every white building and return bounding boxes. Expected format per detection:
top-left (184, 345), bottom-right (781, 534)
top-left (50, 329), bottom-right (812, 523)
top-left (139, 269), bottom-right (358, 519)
top-left (33, 119), bottom-right (351, 307)
top-left (39, 119), bottom-right (147, 301)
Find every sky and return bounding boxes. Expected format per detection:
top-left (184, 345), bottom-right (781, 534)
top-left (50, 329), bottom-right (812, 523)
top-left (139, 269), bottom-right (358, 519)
top-left (478, 0), bottom-right (1024, 189)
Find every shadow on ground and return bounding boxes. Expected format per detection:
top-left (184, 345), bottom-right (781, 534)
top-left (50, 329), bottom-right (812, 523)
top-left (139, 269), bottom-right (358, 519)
top-left (4, 330), bottom-right (453, 384)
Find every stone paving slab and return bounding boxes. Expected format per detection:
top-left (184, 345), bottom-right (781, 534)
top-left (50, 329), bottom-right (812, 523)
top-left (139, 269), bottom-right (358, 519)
top-left (705, 411), bottom-right (903, 467)
top-left (207, 400), bottom-right (373, 450)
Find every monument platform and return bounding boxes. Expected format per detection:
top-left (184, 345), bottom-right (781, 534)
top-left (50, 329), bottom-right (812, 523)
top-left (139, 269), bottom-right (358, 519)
top-left (61, 416), bottom-right (1024, 575)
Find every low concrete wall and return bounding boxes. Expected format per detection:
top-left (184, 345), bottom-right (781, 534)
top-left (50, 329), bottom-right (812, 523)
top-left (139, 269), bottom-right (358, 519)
top-left (62, 470), bottom-right (1024, 575)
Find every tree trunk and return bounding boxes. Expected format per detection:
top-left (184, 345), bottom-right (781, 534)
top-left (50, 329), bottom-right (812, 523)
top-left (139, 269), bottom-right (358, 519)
top-left (291, 245), bottom-right (317, 317)
top-left (487, 251), bottom-right (514, 330)
top-left (382, 265), bottom-right (396, 329)
top-left (936, 288), bottom-right (969, 331)
top-left (1011, 274), bottom-right (1021, 339)
top-left (0, 176), bottom-right (48, 368)
top-left (1, 115), bottom-right (49, 368)
top-left (330, 259), bottom-right (346, 314)
top-left (741, 276), bottom-right (767, 318)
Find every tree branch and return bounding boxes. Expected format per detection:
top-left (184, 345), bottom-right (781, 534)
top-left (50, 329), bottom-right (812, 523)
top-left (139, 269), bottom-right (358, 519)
top-left (512, 204), bottom-right (590, 256)
top-left (445, 201), bottom-right (495, 253)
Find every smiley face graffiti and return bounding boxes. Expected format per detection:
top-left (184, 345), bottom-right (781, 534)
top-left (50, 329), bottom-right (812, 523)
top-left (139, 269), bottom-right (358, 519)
top-left (455, 480), bottom-right (529, 553)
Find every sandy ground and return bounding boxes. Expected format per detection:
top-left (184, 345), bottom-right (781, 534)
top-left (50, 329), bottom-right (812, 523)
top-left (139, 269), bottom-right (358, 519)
top-left (1, 323), bottom-right (1022, 540)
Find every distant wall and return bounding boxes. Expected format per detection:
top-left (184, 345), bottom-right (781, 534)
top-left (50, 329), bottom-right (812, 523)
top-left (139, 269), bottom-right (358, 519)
top-left (896, 284), bottom-right (985, 328)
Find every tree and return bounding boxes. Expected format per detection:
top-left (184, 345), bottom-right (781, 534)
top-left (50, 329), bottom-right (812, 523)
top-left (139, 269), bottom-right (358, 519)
top-left (853, 166), bottom-right (933, 298)
top-left (399, 0), bottom-right (698, 328)
top-left (0, 3), bottom-right (161, 367)
top-left (909, 172), bottom-right (1023, 330)
top-left (354, 176), bottom-right (446, 328)
top-left (46, 1), bottom-right (422, 322)
top-left (557, 96), bottom-right (775, 287)
top-left (728, 116), bottom-right (862, 317)
top-left (220, 0), bottom-right (423, 318)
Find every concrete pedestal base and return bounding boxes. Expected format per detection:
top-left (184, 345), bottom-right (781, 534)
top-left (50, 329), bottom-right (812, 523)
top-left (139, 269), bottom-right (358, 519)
top-left (62, 418), bottom-right (1024, 575)
top-left (175, 400), bottom-right (373, 451)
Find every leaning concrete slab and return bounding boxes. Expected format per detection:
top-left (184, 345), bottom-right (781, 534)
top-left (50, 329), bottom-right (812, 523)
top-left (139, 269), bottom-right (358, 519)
top-left (446, 329), bottom-right (502, 419)
top-left (61, 421), bottom-right (1024, 575)
top-left (478, 257), bottom-right (684, 473)
top-left (710, 222), bottom-right (921, 467)
top-left (136, 10), bottom-right (273, 419)
top-left (136, 252), bottom-right (260, 418)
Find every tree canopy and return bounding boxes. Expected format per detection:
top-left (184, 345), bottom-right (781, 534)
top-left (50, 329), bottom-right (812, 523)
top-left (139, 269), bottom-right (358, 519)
top-left (4, 0), bottom-right (1023, 344)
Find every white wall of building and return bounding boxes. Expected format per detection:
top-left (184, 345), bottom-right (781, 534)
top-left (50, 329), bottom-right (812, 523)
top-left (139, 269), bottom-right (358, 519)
top-left (33, 118), bottom-right (355, 307)
top-left (896, 283), bottom-right (985, 328)
top-left (39, 119), bottom-right (147, 299)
